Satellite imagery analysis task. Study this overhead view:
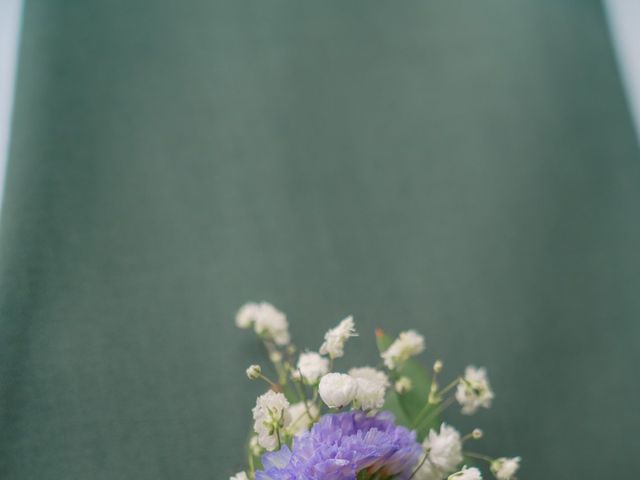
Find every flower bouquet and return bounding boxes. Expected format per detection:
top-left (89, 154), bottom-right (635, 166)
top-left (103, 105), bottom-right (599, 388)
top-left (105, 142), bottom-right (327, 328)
top-left (231, 302), bottom-right (521, 480)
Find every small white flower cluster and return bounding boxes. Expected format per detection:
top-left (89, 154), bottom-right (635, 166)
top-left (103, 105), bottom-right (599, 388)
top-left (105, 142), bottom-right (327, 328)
top-left (381, 329), bottom-right (425, 369)
top-left (232, 302), bottom-right (521, 480)
top-left (236, 302), bottom-right (290, 346)
top-left (319, 315), bottom-right (357, 359)
top-left (456, 366), bottom-right (495, 415)
top-left (294, 351), bottom-right (329, 383)
top-left (491, 457), bottom-right (521, 480)
top-left (252, 390), bottom-right (291, 451)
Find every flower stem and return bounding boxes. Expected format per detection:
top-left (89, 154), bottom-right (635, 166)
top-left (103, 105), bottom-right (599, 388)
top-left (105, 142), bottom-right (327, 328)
top-left (415, 396), bottom-right (455, 432)
top-left (464, 451), bottom-right (494, 463)
top-left (408, 448), bottom-right (430, 480)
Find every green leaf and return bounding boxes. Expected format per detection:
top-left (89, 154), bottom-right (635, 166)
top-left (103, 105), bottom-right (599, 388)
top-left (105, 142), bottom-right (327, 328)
top-left (375, 329), bottom-right (439, 438)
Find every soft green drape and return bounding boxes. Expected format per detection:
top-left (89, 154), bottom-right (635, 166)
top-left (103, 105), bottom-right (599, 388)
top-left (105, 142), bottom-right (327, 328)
top-left (1, 1), bottom-right (639, 478)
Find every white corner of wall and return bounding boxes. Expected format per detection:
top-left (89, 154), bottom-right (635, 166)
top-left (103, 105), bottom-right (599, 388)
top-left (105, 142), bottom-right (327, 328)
top-left (0, 0), bottom-right (24, 215)
top-left (604, 0), bottom-right (640, 145)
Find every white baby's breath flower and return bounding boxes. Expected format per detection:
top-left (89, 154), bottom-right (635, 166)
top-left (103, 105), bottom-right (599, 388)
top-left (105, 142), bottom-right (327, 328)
top-left (235, 302), bottom-right (261, 329)
top-left (348, 366), bottom-right (390, 388)
top-left (252, 390), bottom-right (291, 451)
top-left (269, 351), bottom-right (283, 363)
top-left (395, 376), bottom-right (413, 394)
top-left (449, 466), bottom-right (483, 480)
top-left (433, 359), bottom-right (444, 373)
top-left (319, 316), bottom-right (357, 359)
top-left (249, 435), bottom-right (262, 456)
top-left (287, 401), bottom-right (319, 435)
top-left (230, 472), bottom-right (249, 480)
top-left (455, 366), bottom-right (494, 415)
top-left (236, 302), bottom-right (290, 345)
top-left (491, 457), bottom-right (521, 480)
top-left (423, 423), bottom-right (463, 474)
top-left (348, 367), bottom-right (389, 410)
top-left (253, 302), bottom-right (290, 346)
top-left (246, 364), bottom-right (262, 380)
top-left (318, 372), bottom-right (358, 408)
top-left (354, 379), bottom-right (386, 410)
top-left (296, 351), bottom-right (329, 384)
top-left (381, 330), bottom-right (425, 369)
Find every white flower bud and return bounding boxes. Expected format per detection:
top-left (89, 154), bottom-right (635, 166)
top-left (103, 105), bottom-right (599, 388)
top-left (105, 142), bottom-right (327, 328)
top-left (249, 436), bottom-right (262, 456)
top-left (472, 428), bottom-right (483, 440)
top-left (318, 373), bottom-right (358, 408)
top-left (246, 364), bottom-right (262, 380)
top-left (433, 359), bottom-right (443, 373)
top-left (269, 351), bottom-right (283, 363)
top-left (395, 376), bottom-right (413, 394)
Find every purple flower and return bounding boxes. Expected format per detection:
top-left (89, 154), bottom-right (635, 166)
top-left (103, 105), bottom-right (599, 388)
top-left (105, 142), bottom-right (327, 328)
top-left (255, 411), bottom-right (422, 480)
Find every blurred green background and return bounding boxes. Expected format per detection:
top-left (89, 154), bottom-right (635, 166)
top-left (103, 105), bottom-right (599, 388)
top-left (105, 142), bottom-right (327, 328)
top-left (1, 1), bottom-right (640, 478)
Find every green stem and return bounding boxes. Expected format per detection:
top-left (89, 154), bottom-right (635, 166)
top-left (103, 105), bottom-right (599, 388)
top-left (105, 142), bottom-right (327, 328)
top-left (292, 372), bottom-right (314, 420)
top-left (248, 450), bottom-right (255, 476)
top-left (438, 377), bottom-right (461, 397)
top-left (464, 451), bottom-right (494, 464)
top-left (416, 396), bottom-right (455, 432)
top-left (258, 374), bottom-right (280, 390)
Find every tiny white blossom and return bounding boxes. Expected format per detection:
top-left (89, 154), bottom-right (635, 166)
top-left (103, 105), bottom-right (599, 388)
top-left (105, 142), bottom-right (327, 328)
top-left (348, 366), bottom-right (390, 388)
top-left (318, 372), bottom-right (358, 408)
top-left (349, 367), bottom-right (389, 410)
top-left (319, 316), bottom-right (357, 359)
top-left (236, 302), bottom-right (290, 345)
top-left (287, 401), bottom-right (319, 435)
top-left (269, 351), bottom-right (283, 363)
top-left (381, 330), bottom-right (425, 369)
top-left (455, 366), bottom-right (494, 415)
top-left (296, 351), bottom-right (329, 384)
top-left (230, 472), bottom-right (249, 480)
top-left (449, 466), bottom-right (482, 480)
top-left (423, 423), bottom-right (463, 474)
top-left (395, 376), bottom-right (413, 394)
top-left (491, 457), bottom-right (521, 480)
top-left (246, 364), bottom-right (262, 380)
top-left (252, 390), bottom-right (291, 451)
top-left (433, 359), bottom-right (443, 373)
top-left (235, 302), bottom-right (261, 329)
top-left (249, 435), bottom-right (262, 456)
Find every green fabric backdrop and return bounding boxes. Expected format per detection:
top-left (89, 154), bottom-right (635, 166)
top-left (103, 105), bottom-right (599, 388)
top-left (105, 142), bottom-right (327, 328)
top-left (1, 1), bottom-right (639, 478)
